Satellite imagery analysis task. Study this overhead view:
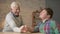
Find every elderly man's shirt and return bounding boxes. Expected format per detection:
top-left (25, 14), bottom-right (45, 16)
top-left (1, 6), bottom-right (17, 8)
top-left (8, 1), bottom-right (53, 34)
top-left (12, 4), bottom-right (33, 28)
top-left (3, 12), bottom-right (23, 32)
top-left (34, 20), bottom-right (59, 34)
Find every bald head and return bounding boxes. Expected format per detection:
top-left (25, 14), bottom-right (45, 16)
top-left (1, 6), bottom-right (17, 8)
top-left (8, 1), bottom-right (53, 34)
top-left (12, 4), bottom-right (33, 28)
top-left (10, 2), bottom-right (20, 17)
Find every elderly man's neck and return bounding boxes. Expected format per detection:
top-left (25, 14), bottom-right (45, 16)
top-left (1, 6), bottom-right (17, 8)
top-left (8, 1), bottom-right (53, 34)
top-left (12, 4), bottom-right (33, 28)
top-left (11, 12), bottom-right (19, 17)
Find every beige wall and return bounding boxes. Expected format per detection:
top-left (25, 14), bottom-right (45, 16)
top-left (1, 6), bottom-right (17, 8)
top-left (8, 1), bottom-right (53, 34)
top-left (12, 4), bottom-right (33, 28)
top-left (0, 0), bottom-right (46, 27)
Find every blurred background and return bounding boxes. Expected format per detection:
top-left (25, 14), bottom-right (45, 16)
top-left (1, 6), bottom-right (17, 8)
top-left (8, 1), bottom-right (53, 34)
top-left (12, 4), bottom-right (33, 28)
top-left (0, 0), bottom-right (60, 33)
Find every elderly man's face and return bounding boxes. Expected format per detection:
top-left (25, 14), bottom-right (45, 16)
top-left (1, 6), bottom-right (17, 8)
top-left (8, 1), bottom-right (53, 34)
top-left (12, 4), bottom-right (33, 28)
top-left (11, 6), bottom-right (20, 16)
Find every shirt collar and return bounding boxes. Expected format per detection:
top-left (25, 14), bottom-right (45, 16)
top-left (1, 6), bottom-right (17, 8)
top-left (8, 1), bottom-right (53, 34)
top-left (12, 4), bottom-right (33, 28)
top-left (42, 19), bottom-right (51, 23)
top-left (42, 19), bottom-right (49, 23)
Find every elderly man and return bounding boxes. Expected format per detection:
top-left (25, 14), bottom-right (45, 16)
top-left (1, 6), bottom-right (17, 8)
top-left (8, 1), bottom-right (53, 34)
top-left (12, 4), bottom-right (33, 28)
top-left (3, 2), bottom-right (27, 32)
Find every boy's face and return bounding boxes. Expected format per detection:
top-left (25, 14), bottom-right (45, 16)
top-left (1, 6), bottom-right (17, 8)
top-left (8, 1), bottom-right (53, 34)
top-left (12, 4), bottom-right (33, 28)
top-left (39, 10), bottom-right (50, 20)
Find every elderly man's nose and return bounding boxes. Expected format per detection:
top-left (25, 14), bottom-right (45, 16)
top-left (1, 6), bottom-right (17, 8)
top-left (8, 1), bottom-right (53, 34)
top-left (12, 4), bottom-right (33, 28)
top-left (17, 10), bottom-right (20, 12)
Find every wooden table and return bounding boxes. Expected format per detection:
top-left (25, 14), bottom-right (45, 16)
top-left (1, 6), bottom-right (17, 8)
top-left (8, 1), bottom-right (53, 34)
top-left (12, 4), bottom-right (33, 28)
top-left (0, 32), bottom-right (43, 34)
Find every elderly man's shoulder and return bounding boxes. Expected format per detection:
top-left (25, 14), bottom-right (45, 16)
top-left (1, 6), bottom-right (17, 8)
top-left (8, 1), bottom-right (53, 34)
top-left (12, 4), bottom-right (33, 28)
top-left (6, 12), bottom-right (13, 19)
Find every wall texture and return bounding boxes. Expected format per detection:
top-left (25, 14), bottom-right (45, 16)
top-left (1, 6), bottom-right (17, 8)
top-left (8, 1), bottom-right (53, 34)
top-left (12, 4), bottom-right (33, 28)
top-left (46, 0), bottom-right (60, 23)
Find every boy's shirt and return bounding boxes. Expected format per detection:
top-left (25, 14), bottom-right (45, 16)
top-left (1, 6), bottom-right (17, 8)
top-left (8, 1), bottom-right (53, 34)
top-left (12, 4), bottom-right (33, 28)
top-left (34, 20), bottom-right (59, 34)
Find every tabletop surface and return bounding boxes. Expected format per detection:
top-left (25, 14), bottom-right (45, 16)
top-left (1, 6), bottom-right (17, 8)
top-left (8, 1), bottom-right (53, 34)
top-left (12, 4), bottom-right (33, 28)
top-left (0, 32), bottom-right (43, 34)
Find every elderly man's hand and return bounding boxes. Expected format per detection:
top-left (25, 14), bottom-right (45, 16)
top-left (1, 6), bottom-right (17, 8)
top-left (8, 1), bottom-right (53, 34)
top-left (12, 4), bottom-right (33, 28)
top-left (20, 25), bottom-right (28, 33)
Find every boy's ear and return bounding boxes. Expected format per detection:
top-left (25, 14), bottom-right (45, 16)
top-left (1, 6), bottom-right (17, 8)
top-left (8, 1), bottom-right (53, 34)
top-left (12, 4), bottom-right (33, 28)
top-left (47, 15), bottom-right (50, 18)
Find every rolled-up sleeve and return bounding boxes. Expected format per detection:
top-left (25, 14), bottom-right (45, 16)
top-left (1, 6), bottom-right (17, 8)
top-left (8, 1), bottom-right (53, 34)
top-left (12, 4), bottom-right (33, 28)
top-left (33, 23), bottom-right (41, 32)
top-left (34, 26), bottom-right (39, 32)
